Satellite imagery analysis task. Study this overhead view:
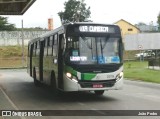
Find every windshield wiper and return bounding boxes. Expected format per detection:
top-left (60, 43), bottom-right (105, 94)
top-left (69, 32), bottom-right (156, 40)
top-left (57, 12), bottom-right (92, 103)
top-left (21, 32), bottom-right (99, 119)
top-left (100, 38), bottom-right (104, 59)
top-left (90, 39), bottom-right (93, 59)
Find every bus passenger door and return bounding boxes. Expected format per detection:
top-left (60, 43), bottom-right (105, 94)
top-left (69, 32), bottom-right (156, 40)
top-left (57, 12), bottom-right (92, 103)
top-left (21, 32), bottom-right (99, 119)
top-left (58, 34), bottom-right (64, 89)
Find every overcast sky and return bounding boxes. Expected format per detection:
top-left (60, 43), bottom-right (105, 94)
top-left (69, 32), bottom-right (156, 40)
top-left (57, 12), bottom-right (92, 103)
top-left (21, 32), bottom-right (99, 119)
top-left (2, 0), bottom-right (160, 29)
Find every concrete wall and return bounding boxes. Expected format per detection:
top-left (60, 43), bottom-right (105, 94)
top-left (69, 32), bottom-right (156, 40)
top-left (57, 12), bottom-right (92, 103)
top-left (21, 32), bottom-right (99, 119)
top-left (0, 31), bottom-right (48, 46)
top-left (124, 33), bottom-right (160, 50)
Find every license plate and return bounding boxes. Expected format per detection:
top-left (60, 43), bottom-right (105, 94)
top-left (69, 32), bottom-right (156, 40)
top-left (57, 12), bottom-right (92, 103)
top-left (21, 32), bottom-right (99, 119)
top-left (93, 84), bottom-right (103, 88)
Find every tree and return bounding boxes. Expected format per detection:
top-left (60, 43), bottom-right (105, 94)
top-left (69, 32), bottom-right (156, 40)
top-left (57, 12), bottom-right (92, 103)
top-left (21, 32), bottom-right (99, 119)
top-left (58, 0), bottom-right (91, 24)
top-left (0, 16), bottom-right (16, 31)
top-left (157, 12), bottom-right (160, 31)
top-left (136, 22), bottom-right (146, 26)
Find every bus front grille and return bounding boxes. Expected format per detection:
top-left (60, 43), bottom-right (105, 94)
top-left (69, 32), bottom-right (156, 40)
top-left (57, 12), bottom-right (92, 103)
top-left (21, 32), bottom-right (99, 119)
top-left (78, 79), bottom-right (116, 88)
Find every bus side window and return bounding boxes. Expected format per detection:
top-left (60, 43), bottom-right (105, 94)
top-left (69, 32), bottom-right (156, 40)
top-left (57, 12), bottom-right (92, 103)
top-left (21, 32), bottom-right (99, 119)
top-left (32, 43), bottom-right (34, 57)
top-left (35, 42), bottom-right (37, 56)
top-left (44, 38), bottom-right (48, 56)
top-left (51, 35), bottom-right (54, 55)
top-left (29, 44), bottom-right (33, 57)
top-left (37, 41), bottom-right (40, 49)
top-left (53, 34), bottom-right (58, 57)
top-left (73, 41), bottom-right (79, 49)
top-left (47, 37), bottom-right (49, 56)
top-left (28, 44), bottom-right (30, 57)
top-left (36, 41), bottom-right (40, 56)
top-left (67, 37), bottom-right (73, 48)
top-left (48, 36), bottom-right (53, 56)
top-left (34, 42), bottom-right (37, 56)
top-left (54, 34), bottom-right (57, 45)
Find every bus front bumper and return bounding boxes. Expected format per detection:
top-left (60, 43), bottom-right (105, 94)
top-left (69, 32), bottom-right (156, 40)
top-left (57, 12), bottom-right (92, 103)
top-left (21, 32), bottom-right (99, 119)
top-left (63, 75), bottom-right (123, 92)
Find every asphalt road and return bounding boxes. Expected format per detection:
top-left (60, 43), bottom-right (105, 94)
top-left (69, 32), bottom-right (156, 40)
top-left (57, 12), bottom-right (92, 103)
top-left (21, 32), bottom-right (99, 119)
top-left (0, 69), bottom-right (160, 119)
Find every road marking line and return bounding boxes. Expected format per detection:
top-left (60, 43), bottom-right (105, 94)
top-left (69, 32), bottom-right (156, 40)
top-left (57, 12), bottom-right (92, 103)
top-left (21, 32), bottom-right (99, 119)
top-left (0, 87), bottom-right (26, 119)
top-left (91, 108), bottom-right (106, 115)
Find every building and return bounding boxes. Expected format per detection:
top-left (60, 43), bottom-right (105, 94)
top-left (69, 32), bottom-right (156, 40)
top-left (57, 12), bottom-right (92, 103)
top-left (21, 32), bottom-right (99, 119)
top-left (114, 19), bottom-right (140, 39)
top-left (135, 24), bottom-right (158, 32)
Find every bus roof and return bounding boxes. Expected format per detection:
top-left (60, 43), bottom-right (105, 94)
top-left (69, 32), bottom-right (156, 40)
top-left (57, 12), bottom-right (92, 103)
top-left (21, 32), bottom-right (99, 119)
top-left (64, 22), bottom-right (119, 27)
top-left (28, 22), bottom-right (120, 45)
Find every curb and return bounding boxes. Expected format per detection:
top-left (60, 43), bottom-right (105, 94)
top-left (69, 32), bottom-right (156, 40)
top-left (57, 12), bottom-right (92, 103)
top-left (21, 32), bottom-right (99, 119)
top-left (124, 79), bottom-right (160, 90)
top-left (148, 66), bottom-right (160, 70)
top-left (0, 87), bottom-right (24, 119)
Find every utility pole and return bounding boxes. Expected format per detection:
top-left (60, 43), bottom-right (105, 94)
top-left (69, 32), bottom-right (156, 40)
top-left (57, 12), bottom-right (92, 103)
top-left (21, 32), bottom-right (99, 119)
top-left (21, 19), bottom-right (25, 67)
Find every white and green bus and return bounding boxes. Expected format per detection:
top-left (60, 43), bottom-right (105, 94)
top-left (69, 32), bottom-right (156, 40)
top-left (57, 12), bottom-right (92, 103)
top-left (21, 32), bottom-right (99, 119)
top-left (27, 22), bottom-right (123, 95)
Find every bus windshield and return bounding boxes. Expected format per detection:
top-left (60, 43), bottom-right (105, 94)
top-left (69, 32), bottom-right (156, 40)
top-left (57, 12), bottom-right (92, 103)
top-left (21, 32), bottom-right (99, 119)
top-left (65, 36), bottom-right (121, 65)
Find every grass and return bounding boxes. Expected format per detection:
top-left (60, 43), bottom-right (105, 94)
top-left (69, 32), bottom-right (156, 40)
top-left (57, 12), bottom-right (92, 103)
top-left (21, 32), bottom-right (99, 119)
top-left (124, 61), bottom-right (160, 83)
top-left (0, 46), bottom-right (27, 68)
top-left (0, 46), bottom-right (27, 58)
top-left (0, 57), bottom-right (27, 68)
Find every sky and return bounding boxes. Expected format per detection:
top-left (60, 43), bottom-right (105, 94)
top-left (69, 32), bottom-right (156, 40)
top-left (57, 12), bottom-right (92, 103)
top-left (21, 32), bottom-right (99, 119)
top-left (2, 0), bottom-right (160, 29)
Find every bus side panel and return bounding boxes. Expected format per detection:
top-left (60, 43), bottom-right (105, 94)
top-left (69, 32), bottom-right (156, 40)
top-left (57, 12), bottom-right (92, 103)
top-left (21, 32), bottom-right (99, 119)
top-left (43, 39), bottom-right (51, 84)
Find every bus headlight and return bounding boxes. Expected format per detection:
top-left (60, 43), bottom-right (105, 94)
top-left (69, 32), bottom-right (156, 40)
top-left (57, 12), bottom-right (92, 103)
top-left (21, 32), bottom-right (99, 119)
top-left (116, 72), bottom-right (123, 81)
top-left (66, 72), bottom-right (72, 78)
top-left (66, 72), bottom-right (78, 83)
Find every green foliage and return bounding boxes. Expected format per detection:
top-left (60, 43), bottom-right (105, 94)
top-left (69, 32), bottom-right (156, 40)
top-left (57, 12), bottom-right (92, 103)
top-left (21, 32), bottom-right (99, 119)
top-left (135, 22), bottom-right (146, 26)
top-left (0, 16), bottom-right (16, 31)
top-left (157, 12), bottom-right (160, 31)
top-left (58, 0), bottom-right (91, 24)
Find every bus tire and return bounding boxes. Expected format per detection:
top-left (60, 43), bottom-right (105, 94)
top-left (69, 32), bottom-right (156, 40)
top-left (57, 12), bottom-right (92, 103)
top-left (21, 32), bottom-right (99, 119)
top-left (94, 90), bottom-right (104, 96)
top-left (50, 71), bottom-right (57, 92)
top-left (33, 68), bottom-right (41, 86)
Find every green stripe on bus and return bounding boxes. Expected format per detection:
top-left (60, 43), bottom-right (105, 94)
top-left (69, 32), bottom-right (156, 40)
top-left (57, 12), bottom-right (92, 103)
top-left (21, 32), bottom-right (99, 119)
top-left (81, 73), bottom-right (96, 80)
top-left (64, 66), bottom-right (77, 76)
top-left (65, 66), bottom-right (96, 80)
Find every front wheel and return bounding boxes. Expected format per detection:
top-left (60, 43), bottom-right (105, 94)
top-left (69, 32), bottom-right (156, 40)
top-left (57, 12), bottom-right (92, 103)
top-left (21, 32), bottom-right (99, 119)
top-left (94, 90), bottom-right (104, 96)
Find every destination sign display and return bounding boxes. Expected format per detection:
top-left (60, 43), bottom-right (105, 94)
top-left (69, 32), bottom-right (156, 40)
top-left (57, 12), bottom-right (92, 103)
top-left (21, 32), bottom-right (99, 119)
top-left (67, 24), bottom-right (119, 35)
top-left (79, 26), bottom-right (109, 32)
